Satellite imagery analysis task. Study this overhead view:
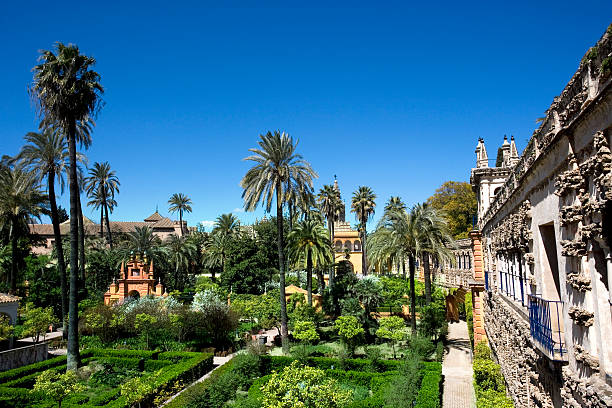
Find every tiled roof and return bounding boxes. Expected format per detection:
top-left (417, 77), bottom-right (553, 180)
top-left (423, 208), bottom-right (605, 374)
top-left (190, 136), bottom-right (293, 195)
top-left (144, 211), bottom-right (164, 222)
top-left (29, 215), bottom-right (179, 236)
top-left (0, 293), bottom-right (20, 304)
top-left (152, 218), bottom-right (175, 228)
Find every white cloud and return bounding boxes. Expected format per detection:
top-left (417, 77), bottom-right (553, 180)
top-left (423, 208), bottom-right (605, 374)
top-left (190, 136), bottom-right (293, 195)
top-left (199, 220), bottom-right (215, 230)
top-left (232, 208), bottom-right (245, 213)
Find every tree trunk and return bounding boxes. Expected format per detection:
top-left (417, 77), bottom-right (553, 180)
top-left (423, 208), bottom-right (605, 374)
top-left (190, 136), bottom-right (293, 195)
top-left (99, 207), bottom-right (103, 238)
top-left (409, 254), bottom-right (417, 335)
top-left (306, 248), bottom-right (313, 306)
top-left (402, 257), bottom-right (406, 280)
top-left (316, 268), bottom-right (325, 294)
top-left (48, 170), bottom-right (68, 334)
top-left (179, 210), bottom-right (184, 236)
top-left (9, 232), bottom-right (17, 294)
top-left (102, 189), bottom-right (113, 249)
top-left (67, 121), bottom-right (81, 371)
top-left (361, 227), bottom-right (368, 275)
top-left (276, 182), bottom-right (289, 354)
top-left (423, 253), bottom-right (431, 304)
top-left (78, 196), bottom-right (86, 286)
top-left (328, 219), bottom-right (335, 288)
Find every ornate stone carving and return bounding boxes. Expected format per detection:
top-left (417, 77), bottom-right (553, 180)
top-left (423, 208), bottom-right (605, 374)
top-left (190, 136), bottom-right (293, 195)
top-left (560, 205), bottom-right (583, 226)
top-left (566, 271), bottom-right (591, 292)
top-left (561, 238), bottom-right (587, 257)
top-left (568, 306), bottom-right (594, 327)
top-left (574, 344), bottom-right (600, 371)
top-left (524, 252), bottom-right (534, 265)
top-left (490, 200), bottom-right (532, 254)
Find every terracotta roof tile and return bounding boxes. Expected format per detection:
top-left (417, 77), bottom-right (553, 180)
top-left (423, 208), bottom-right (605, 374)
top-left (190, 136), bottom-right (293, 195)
top-left (0, 293), bottom-right (20, 304)
top-left (144, 211), bottom-right (164, 222)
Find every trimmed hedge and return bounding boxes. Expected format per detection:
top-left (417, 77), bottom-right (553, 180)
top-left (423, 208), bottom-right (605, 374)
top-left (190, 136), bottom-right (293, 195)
top-left (415, 362), bottom-right (443, 408)
top-left (0, 349), bottom-right (213, 408)
top-left (259, 355), bottom-right (402, 373)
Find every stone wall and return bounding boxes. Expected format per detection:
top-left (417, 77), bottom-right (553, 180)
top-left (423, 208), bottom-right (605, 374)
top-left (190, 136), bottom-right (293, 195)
top-left (0, 343), bottom-right (48, 372)
top-left (485, 291), bottom-right (612, 407)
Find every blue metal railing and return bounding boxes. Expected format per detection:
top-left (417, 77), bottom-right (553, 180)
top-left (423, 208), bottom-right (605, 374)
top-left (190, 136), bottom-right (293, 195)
top-left (528, 294), bottom-right (566, 360)
top-left (499, 269), bottom-right (526, 306)
top-left (484, 270), bottom-right (489, 291)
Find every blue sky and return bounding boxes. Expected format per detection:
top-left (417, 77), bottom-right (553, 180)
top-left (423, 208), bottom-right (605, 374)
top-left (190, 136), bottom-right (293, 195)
top-left (1, 2), bottom-right (611, 231)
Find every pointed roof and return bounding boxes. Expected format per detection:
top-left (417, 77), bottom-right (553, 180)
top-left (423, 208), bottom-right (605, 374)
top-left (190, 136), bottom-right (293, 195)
top-left (476, 138), bottom-right (489, 168)
top-left (509, 135), bottom-right (519, 165)
top-left (144, 211), bottom-right (164, 222)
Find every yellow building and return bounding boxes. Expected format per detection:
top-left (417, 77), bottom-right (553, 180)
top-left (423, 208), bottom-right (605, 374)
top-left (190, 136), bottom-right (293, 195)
top-left (330, 178), bottom-right (363, 274)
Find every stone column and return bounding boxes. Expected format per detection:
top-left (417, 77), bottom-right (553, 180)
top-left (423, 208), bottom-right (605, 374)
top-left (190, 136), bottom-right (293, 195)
top-left (469, 230), bottom-right (487, 345)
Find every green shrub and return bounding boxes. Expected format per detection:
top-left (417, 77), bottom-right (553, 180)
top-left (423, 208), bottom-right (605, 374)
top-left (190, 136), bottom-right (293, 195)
top-left (407, 336), bottom-right (435, 359)
top-left (414, 362), bottom-right (442, 408)
top-left (465, 292), bottom-right (473, 344)
top-left (475, 388), bottom-right (514, 408)
top-left (384, 352), bottom-right (424, 408)
top-left (435, 342), bottom-right (444, 362)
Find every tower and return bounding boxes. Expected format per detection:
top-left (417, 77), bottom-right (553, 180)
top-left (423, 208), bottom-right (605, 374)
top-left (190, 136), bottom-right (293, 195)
top-left (333, 175), bottom-right (346, 222)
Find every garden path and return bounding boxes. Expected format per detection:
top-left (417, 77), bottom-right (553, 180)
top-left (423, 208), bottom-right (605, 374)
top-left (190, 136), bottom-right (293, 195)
top-left (161, 353), bottom-right (235, 406)
top-left (442, 320), bottom-right (475, 408)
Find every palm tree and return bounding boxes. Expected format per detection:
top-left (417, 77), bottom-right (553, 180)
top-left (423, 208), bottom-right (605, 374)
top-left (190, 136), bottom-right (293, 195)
top-left (287, 219), bottom-right (332, 305)
top-left (351, 186), bottom-right (376, 275)
top-left (17, 129), bottom-right (70, 330)
top-left (86, 186), bottom-right (117, 239)
top-left (241, 130), bottom-right (317, 354)
top-left (317, 184), bottom-right (341, 287)
top-left (203, 232), bottom-right (228, 280)
top-left (414, 205), bottom-right (455, 304)
top-left (165, 234), bottom-right (196, 291)
top-left (213, 213), bottom-right (241, 237)
top-left (125, 226), bottom-right (162, 255)
top-left (85, 162), bottom-right (119, 248)
top-left (384, 196), bottom-right (406, 213)
top-left (0, 165), bottom-right (48, 294)
top-left (168, 193), bottom-right (192, 236)
top-left (30, 42), bottom-right (104, 371)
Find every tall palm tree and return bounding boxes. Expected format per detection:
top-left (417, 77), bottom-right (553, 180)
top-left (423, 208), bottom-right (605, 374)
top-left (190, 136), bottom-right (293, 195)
top-left (168, 193), bottom-right (192, 236)
top-left (351, 186), bottom-right (376, 275)
top-left (30, 42), bottom-right (104, 370)
top-left (165, 234), bottom-right (196, 291)
top-left (125, 226), bottom-right (162, 255)
top-left (203, 232), bottom-right (228, 280)
top-left (213, 213), bottom-right (241, 237)
top-left (86, 186), bottom-right (117, 239)
top-left (317, 184), bottom-right (341, 287)
top-left (85, 162), bottom-right (119, 248)
top-left (287, 219), bottom-right (332, 305)
top-left (415, 205), bottom-right (455, 304)
top-left (0, 165), bottom-right (49, 294)
top-left (241, 130), bottom-right (317, 354)
top-left (385, 196), bottom-right (406, 213)
top-left (17, 129), bottom-right (70, 329)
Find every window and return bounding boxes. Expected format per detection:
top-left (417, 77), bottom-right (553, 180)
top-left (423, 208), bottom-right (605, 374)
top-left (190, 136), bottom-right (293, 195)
top-left (344, 241), bottom-right (353, 251)
top-left (335, 240), bottom-right (343, 252)
top-left (539, 223), bottom-right (560, 301)
top-left (354, 240), bottom-right (361, 251)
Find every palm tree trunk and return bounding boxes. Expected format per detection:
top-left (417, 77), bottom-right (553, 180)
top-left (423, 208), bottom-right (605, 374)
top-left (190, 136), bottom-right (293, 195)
top-left (99, 207), bottom-right (103, 238)
top-left (362, 227), bottom-right (368, 275)
top-left (102, 189), bottom-right (113, 249)
top-left (9, 231), bottom-right (17, 295)
top-left (306, 248), bottom-right (313, 306)
top-left (179, 210), bottom-right (184, 236)
top-left (409, 254), bottom-right (417, 336)
top-left (423, 253), bottom-right (431, 304)
top-left (78, 196), bottom-right (86, 286)
top-left (328, 220), bottom-right (335, 288)
top-left (67, 121), bottom-right (81, 371)
top-left (402, 258), bottom-right (406, 279)
top-left (316, 268), bottom-right (325, 294)
top-left (276, 182), bottom-right (289, 354)
top-left (48, 170), bottom-right (68, 333)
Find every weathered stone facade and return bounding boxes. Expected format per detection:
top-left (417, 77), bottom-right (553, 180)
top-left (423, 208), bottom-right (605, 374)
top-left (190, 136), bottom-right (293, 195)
top-left (471, 27), bottom-right (612, 407)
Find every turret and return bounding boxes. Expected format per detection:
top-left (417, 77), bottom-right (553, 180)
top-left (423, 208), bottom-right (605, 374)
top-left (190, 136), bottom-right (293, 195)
top-left (476, 138), bottom-right (489, 168)
top-left (500, 135), bottom-right (511, 167)
top-left (509, 135), bottom-right (519, 166)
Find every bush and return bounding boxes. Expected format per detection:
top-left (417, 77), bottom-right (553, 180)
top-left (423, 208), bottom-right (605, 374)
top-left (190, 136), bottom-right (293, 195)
top-left (414, 362), bottom-right (442, 408)
top-left (407, 336), bottom-right (435, 360)
top-left (384, 352), bottom-right (424, 408)
top-left (472, 343), bottom-right (513, 408)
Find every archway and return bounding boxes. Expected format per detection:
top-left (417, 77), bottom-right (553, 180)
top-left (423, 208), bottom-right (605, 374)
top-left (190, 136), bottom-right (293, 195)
top-left (127, 290), bottom-right (140, 301)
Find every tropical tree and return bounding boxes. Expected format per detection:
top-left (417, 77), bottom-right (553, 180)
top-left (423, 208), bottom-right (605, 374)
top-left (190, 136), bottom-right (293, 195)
top-left (17, 129), bottom-right (70, 328)
top-left (0, 165), bottom-right (48, 294)
top-left (30, 42), bottom-right (104, 370)
top-left (165, 234), bottom-right (196, 291)
top-left (351, 186), bottom-right (376, 275)
top-left (426, 181), bottom-right (477, 239)
top-left (124, 226), bottom-right (163, 256)
top-left (85, 162), bottom-right (119, 248)
top-left (286, 219), bottom-right (332, 305)
top-left (212, 213), bottom-right (241, 238)
top-left (241, 130), bottom-right (317, 353)
top-left (317, 184), bottom-right (342, 287)
top-left (86, 186), bottom-right (117, 238)
top-left (168, 193), bottom-right (192, 236)
top-left (203, 232), bottom-right (230, 280)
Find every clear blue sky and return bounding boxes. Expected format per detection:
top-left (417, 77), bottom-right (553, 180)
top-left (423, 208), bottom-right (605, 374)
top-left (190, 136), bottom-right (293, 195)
top-left (1, 2), bottom-right (611, 230)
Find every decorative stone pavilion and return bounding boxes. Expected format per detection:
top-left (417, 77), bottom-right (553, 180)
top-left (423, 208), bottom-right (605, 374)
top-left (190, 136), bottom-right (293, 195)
top-left (104, 256), bottom-right (166, 305)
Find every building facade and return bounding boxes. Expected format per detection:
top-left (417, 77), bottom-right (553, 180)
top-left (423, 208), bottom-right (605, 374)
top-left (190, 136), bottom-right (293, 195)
top-left (331, 179), bottom-right (363, 274)
top-left (29, 211), bottom-right (187, 255)
top-left (469, 28), bottom-right (612, 407)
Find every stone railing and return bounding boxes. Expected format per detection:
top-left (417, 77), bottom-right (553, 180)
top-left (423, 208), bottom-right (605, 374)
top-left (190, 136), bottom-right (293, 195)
top-left (0, 342), bottom-right (48, 371)
top-left (479, 28), bottom-right (612, 229)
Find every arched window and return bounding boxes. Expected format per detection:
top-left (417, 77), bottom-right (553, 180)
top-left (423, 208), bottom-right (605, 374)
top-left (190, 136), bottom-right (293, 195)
top-left (335, 240), bottom-right (343, 252)
top-left (344, 241), bottom-right (353, 251)
top-left (354, 240), bottom-right (361, 251)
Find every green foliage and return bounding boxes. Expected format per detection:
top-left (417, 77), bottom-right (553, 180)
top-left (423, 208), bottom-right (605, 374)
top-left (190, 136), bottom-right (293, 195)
top-left (379, 276), bottom-right (409, 308)
top-left (602, 56), bottom-right (612, 75)
top-left (426, 181), bottom-right (477, 239)
top-left (0, 314), bottom-right (13, 341)
top-left (32, 369), bottom-right (86, 408)
top-left (407, 336), bottom-right (435, 360)
top-left (21, 303), bottom-right (56, 343)
top-left (418, 303), bottom-right (447, 341)
top-left (375, 316), bottom-right (407, 359)
top-left (473, 343), bottom-right (513, 408)
top-left (261, 361), bottom-right (353, 408)
top-left (465, 292), bottom-right (474, 344)
top-left (134, 313), bottom-right (158, 349)
top-left (22, 255), bottom-right (63, 319)
top-left (334, 316), bottom-right (364, 356)
top-left (293, 320), bottom-right (320, 344)
top-left (414, 362), bottom-right (443, 408)
top-left (384, 352), bottom-right (424, 408)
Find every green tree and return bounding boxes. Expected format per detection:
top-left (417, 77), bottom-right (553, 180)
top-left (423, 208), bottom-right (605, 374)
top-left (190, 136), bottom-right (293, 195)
top-left (0, 164), bottom-right (48, 294)
top-left (22, 303), bottom-right (56, 343)
top-left (351, 186), bottom-right (376, 275)
top-left (31, 42), bottom-right (104, 371)
top-left (0, 315), bottom-right (13, 341)
top-left (241, 130), bottom-right (317, 354)
top-left (32, 369), bottom-right (86, 408)
top-left (168, 193), bottom-right (192, 236)
top-left (334, 315), bottom-right (364, 356)
top-left (165, 234), bottom-right (196, 291)
top-left (261, 361), bottom-right (352, 408)
top-left (84, 161), bottom-right (120, 248)
top-left (287, 219), bottom-right (332, 305)
top-left (317, 184), bottom-right (342, 288)
top-left (134, 313), bottom-right (158, 349)
top-left (207, 213), bottom-right (241, 279)
top-left (426, 181), bottom-right (477, 239)
top-left (17, 129), bottom-right (72, 330)
top-left (376, 316), bottom-right (407, 359)
top-left (293, 320), bottom-right (319, 354)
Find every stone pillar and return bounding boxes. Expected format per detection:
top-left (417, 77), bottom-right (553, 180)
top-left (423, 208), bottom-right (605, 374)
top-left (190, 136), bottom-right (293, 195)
top-left (469, 230), bottom-right (487, 345)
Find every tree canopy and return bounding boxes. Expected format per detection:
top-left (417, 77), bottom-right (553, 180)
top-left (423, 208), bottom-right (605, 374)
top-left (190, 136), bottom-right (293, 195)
top-left (426, 181), bottom-right (477, 239)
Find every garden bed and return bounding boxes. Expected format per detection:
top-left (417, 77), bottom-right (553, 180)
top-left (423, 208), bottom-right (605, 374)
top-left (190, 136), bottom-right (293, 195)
top-left (0, 348), bottom-right (213, 408)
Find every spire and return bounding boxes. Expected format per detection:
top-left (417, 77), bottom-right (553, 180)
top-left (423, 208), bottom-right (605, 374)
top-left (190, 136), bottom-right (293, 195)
top-left (333, 175), bottom-right (339, 191)
top-left (509, 135), bottom-right (519, 166)
top-left (476, 138), bottom-right (489, 168)
top-left (500, 135), bottom-right (512, 167)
